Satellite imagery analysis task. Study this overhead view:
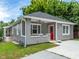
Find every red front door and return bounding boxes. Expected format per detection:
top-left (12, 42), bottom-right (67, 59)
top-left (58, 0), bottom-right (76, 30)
top-left (49, 26), bottom-right (54, 40)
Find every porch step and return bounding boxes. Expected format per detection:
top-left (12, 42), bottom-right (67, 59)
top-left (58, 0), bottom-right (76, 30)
top-left (12, 41), bottom-right (19, 45)
top-left (50, 40), bottom-right (62, 46)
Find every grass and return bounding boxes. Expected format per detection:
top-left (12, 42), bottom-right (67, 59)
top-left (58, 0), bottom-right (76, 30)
top-left (0, 42), bottom-right (56, 59)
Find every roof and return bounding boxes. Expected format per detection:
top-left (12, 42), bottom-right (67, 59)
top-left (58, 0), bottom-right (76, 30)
top-left (27, 11), bottom-right (71, 23)
top-left (3, 17), bottom-right (22, 29)
top-left (4, 12), bottom-right (75, 29)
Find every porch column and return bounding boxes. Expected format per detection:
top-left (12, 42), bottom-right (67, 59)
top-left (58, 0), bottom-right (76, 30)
top-left (55, 22), bottom-right (58, 41)
top-left (4, 28), bottom-right (6, 37)
top-left (12, 27), bottom-right (13, 36)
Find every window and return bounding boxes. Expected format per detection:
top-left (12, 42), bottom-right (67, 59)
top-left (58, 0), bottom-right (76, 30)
top-left (31, 24), bottom-right (41, 35)
top-left (21, 21), bottom-right (25, 36)
top-left (62, 25), bottom-right (70, 35)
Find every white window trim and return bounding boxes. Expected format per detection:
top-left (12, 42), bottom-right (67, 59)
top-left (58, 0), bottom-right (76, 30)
top-left (31, 23), bottom-right (41, 35)
top-left (21, 20), bottom-right (26, 37)
top-left (62, 24), bottom-right (70, 35)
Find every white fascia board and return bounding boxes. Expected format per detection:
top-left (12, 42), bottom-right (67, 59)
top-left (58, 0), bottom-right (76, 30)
top-left (24, 16), bottom-right (76, 25)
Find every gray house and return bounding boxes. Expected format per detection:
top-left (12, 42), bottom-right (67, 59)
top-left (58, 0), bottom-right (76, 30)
top-left (3, 12), bottom-right (75, 47)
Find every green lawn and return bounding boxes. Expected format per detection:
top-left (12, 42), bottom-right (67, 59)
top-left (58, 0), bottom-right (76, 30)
top-left (0, 42), bottom-right (56, 59)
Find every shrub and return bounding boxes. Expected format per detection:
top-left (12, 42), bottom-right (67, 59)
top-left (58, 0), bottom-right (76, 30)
top-left (0, 28), bottom-right (3, 42)
top-left (0, 37), bottom-right (3, 41)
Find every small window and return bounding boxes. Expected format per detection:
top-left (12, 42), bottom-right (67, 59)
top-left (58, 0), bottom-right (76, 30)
top-left (62, 25), bottom-right (70, 35)
top-left (21, 21), bottom-right (25, 36)
top-left (31, 24), bottom-right (41, 35)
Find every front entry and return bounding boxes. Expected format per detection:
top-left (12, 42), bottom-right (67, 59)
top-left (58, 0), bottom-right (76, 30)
top-left (49, 25), bottom-right (54, 40)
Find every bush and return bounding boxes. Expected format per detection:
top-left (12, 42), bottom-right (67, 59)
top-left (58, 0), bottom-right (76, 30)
top-left (0, 37), bottom-right (3, 42)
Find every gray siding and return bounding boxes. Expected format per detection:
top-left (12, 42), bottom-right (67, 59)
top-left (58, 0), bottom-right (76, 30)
top-left (57, 23), bottom-right (62, 40)
top-left (19, 37), bottom-right (25, 44)
top-left (7, 18), bottom-right (74, 46)
top-left (57, 23), bottom-right (74, 40)
top-left (26, 34), bottom-right (50, 45)
top-left (26, 20), bottom-right (50, 45)
top-left (25, 19), bottom-right (31, 45)
top-left (42, 23), bottom-right (48, 35)
top-left (11, 23), bottom-right (25, 44)
top-left (11, 19), bottom-right (51, 45)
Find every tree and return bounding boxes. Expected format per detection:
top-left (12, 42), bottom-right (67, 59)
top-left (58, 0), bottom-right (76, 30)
top-left (0, 21), bottom-right (8, 37)
top-left (22, 0), bottom-right (79, 25)
top-left (9, 19), bottom-right (15, 25)
top-left (0, 19), bottom-right (15, 37)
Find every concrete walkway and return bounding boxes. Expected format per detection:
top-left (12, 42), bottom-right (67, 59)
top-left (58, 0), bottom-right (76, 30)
top-left (21, 51), bottom-right (68, 59)
top-left (47, 40), bottom-right (79, 59)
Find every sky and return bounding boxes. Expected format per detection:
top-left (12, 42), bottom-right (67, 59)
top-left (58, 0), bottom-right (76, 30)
top-left (0, 0), bottom-right (79, 22)
top-left (0, 0), bottom-right (30, 22)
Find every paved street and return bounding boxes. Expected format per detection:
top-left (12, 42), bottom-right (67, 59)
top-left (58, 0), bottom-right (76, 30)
top-left (21, 51), bottom-right (68, 59)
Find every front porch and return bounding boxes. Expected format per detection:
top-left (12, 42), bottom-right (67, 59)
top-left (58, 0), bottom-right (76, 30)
top-left (23, 18), bottom-right (59, 45)
top-left (3, 26), bottom-right (12, 41)
top-left (26, 22), bottom-right (57, 44)
top-left (3, 18), bottom-right (60, 47)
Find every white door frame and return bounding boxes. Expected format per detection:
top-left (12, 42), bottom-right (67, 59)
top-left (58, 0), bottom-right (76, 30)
top-left (48, 25), bottom-right (54, 41)
top-left (48, 25), bottom-right (54, 33)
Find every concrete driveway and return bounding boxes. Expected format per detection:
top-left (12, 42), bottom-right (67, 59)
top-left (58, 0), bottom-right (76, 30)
top-left (21, 51), bottom-right (68, 59)
top-left (47, 40), bottom-right (79, 59)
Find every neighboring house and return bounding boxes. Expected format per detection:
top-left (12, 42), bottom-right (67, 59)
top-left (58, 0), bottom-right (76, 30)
top-left (74, 25), bottom-right (79, 38)
top-left (3, 12), bottom-right (75, 47)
